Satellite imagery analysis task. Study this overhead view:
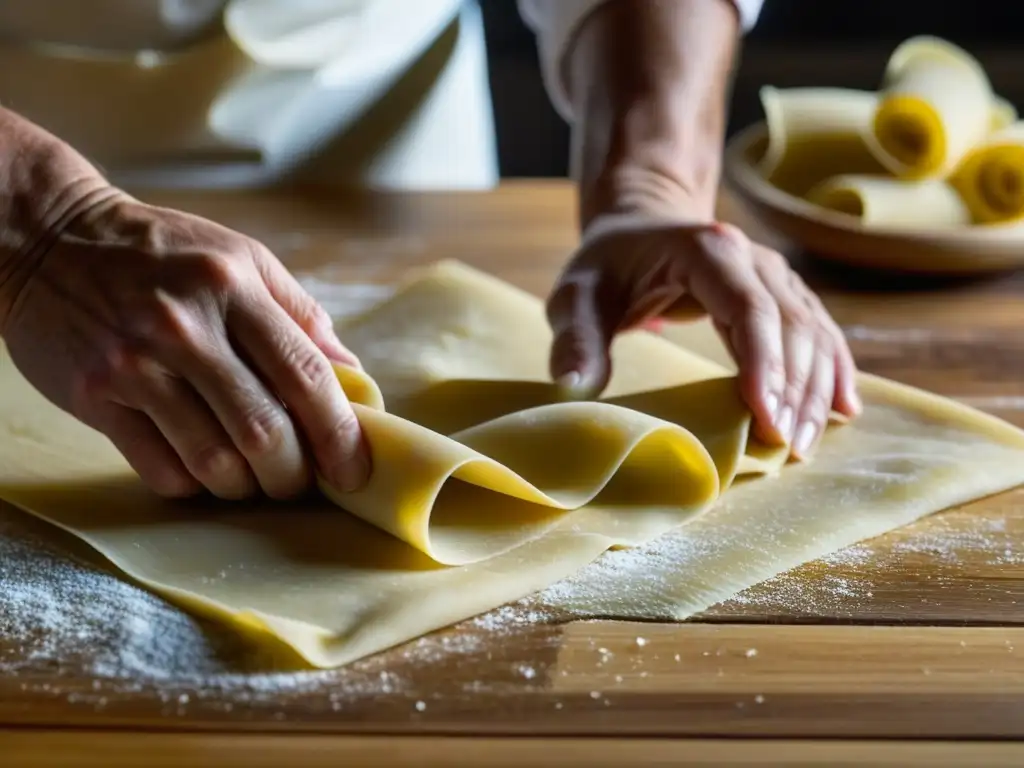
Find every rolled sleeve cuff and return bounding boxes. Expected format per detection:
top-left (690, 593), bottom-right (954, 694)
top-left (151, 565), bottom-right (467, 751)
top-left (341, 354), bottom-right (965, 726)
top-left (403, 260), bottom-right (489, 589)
top-left (518, 0), bottom-right (763, 121)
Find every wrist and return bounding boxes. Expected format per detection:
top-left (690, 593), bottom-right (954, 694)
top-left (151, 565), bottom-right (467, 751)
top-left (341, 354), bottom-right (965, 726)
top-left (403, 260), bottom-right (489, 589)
top-left (0, 109), bottom-right (116, 333)
top-left (565, 0), bottom-right (739, 230)
top-left (582, 135), bottom-right (722, 231)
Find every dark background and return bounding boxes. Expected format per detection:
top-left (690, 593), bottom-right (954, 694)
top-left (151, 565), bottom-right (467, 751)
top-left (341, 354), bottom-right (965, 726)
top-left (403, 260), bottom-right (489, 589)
top-left (481, 0), bottom-right (1024, 178)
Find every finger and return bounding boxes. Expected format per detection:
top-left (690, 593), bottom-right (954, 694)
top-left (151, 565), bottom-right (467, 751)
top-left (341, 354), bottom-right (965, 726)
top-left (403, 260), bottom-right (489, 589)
top-left (86, 400), bottom-right (202, 499)
top-left (791, 337), bottom-right (836, 461)
top-left (161, 316), bottom-right (311, 500)
top-left (229, 292), bottom-right (370, 493)
top-left (686, 226), bottom-right (785, 439)
top-left (819, 311), bottom-right (862, 417)
top-left (111, 360), bottom-right (257, 500)
top-left (832, 334), bottom-right (862, 417)
top-left (546, 270), bottom-right (619, 398)
top-left (253, 246), bottom-right (362, 370)
top-left (751, 244), bottom-right (819, 446)
top-left (778, 314), bottom-right (816, 439)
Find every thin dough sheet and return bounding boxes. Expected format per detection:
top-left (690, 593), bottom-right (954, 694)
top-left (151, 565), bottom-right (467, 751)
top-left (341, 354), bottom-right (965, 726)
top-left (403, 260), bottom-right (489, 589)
top-left (2, 260), bottom-right (1023, 668)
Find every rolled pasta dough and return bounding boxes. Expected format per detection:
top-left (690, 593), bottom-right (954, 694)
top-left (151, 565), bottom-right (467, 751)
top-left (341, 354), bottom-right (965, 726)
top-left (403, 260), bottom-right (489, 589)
top-left (807, 175), bottom-right (971, 228)
top-left (757, 86), bottom-right (886, 197)
top-left (870, 36), bottom-right (995, 179)
top-left (952, 121), bottom-right (1024, 225)
top-left (2, 261), bottom-right (1024, 668)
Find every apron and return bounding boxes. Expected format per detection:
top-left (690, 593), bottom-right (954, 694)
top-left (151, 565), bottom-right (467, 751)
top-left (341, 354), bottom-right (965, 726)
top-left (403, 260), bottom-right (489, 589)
top-left (0, 0), bottom-right (498, 189)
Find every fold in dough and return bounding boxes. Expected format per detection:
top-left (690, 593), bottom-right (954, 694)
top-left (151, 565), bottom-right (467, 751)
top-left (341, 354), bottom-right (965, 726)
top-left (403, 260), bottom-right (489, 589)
top-left (2, 260), bottom-right (1024, 668)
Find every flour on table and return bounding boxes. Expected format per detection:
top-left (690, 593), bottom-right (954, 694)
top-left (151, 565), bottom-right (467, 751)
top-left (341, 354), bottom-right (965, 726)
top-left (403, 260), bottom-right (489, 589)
top-left (0, 511), bottom-right (554, 710)
top-left (523, 509), bottom-right (1022, 619)
top-left (5, 494), bottom-right (1020, 707)
top-left (3, 283), bottom-right (1021, 704)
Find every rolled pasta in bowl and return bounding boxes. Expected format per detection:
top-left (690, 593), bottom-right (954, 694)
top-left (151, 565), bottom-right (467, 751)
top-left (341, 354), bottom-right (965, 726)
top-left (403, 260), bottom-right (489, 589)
top-left (991, 98), bottom-right (1020, 133)
top-left (724, 123), bottom-right (1024, 275)
top-left (757, 86), bottom-right (885, 196)
top-left (723, 34), bottom-right (1024, 274)
top-left (807, 175), bottom-right (971, 229)
top-left (952, 122), bottom-right (1024, 224)
top-left (870, 36), bottom-right (994, 179)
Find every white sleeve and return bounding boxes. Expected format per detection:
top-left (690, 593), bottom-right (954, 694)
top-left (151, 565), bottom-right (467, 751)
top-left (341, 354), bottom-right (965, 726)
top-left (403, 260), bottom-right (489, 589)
top-left (518, 0), bottom-right (764, 121)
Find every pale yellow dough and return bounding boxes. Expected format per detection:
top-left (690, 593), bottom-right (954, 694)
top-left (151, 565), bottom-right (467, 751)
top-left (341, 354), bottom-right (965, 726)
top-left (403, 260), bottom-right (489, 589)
top-left (756, 86), bottom-right (887, 198)
top-left (807, 175), bottom-right (971, 228)
top-left (3, 261), bottom-right (1024, 668)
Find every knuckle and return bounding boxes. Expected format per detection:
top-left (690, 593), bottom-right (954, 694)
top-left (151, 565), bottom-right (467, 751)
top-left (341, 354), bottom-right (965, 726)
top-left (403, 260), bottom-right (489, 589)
top-left (737, 288), bottom-right (777, 322)
top-left (150, 469), bottom-right (201, 499)
top-left (783, 379), bottom-right (808, 405)
top-left (761, 247), bottom-right (789, 273)
top-left (99, 339), bottom-right (144, 379)
top-left (780, 300), bottom-right (814, 328)
top-left (192, 250), bottom-right (243, 294)
top-left (326, 408), bottom-right (363, 454)
top-left (309, 302), bottom-right (334, 331)
top-left (803, 388), bottom-right (833, 420)
top-left (237, 400), bottom-right (291, 457)
top-left (70, 340), bottom-right (138, 413)
top-left (144, 295), bottom-right (204, 351)
top-left (188, 444), bottom-right (246, 483)
top-left (813, 326), bottom-right (837, 356)
top-left (287, 346), bottom-right (336, 396)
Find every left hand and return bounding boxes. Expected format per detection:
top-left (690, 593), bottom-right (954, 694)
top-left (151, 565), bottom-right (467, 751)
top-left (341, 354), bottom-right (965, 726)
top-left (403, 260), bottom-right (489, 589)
top-left (545, 213), bottom-right (861, 460)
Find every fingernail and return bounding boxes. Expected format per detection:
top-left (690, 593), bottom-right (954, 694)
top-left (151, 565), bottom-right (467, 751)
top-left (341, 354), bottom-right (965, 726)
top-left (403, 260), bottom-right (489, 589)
top-left (848, 387), bottom-right (863, 414)
top-left (764, 391), bottom-right (780, 421)
top-left (793, 421), bottom-right (817, 458)
top-left (556, 370), bottom-right (582, 396)
top-left (776, 405), bottom-right (795, 442)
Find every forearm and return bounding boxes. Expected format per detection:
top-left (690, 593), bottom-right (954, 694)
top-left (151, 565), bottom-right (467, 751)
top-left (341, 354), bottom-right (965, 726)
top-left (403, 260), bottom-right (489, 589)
top-left (566, 0), bottom-right (740, 229)
top-left (0, 108), bottom-right (113, 331)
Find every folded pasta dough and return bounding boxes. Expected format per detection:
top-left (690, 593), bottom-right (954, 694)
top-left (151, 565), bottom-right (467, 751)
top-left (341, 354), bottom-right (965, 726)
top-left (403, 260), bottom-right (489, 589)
top-left (807, 174), bottom-right (971, 228)
top-left (757, 86), bottom-right (886, 197)
top-left (951, 121), bottom-right (1024, 224)
top-left (870, 36), bottom-right (994, 179)
top-left (2, 260), bottom-right (1024, 669)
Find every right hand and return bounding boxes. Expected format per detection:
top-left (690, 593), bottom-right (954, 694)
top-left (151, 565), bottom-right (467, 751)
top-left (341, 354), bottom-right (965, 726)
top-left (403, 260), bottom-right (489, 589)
top-left (547, 216), bottom-right (862, 460)
top-left (1, 189), bottom-right (370, 500)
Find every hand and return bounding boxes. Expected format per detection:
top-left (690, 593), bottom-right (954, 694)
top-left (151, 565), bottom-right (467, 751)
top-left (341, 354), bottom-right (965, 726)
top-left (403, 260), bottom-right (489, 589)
top-left (2, 190), bottom-right (370, 499)
top-left (546, 214), bottom-right (861, 459)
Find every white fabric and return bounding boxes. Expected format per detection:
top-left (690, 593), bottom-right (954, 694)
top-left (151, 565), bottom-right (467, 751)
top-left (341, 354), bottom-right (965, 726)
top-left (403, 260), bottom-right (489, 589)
top-left (0, 0), bottom-right (762, 189)
top-left (0, 0), bottom-right (497, 190)
top-left (518, 0), bottom-right (764, 121)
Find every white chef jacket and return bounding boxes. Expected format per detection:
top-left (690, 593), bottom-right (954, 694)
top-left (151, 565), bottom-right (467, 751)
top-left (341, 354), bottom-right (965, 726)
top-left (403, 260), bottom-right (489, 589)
top-left (0, 0), bottom-right (762, 190)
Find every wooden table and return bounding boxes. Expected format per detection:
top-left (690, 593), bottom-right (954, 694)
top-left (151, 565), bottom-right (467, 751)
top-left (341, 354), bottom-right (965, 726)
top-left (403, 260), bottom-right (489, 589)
top-left (4, 181), bottom-right (1024, 766)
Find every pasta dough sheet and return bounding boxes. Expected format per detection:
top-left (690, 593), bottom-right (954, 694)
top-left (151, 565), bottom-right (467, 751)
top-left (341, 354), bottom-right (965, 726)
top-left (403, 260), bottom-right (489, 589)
top-left (2, 261), bottom-right (1024, 669)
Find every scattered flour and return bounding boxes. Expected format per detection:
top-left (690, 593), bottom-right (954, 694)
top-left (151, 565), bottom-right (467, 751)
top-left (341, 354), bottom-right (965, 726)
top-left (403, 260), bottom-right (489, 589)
top-left (3, 494), bottom-right (1020, 709)
top-left (0, 513), bottom-right (556, 711)
top-left (525, 509), bottom-right (1023, 619)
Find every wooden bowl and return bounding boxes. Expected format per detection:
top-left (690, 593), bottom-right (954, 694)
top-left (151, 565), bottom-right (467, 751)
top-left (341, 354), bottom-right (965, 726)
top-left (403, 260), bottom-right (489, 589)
top-left (723, 122), bottom-right (1024, 275)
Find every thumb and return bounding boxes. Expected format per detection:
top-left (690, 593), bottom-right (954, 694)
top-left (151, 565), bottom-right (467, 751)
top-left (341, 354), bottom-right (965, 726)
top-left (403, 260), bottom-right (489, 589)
top-left (546, 272), bottom-right (620, 399)
top-left (252, 245), bottom-right (362, 369)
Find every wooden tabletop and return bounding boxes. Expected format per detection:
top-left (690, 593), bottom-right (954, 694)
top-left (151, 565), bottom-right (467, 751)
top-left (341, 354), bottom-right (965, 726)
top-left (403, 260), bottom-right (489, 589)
top-left (4, 181), bottom-right (1024, 766)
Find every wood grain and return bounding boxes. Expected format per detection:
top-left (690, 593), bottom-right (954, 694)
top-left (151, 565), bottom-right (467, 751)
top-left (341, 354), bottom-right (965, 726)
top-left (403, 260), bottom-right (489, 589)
top-left (5, 731), bottom-right (1024, 768)
top-left (5, 182), bottom-right (1024, 762)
